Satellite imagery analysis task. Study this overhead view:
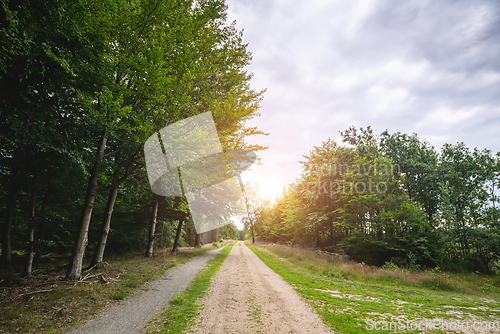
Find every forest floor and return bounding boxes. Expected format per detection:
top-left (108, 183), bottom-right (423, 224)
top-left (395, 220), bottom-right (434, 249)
top-left (0, 242), bottom-right (228, 333)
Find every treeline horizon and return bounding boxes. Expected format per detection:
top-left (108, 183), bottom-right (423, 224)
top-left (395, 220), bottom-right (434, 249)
top-left (0, 0), bottom-right (263, 280)
top-left (251, 127), bottom-right (500, 274)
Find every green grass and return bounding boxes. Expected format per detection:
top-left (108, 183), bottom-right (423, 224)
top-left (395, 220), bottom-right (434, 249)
top-left (145, 242), bottom-right (236, 333)
top-left (246, 291), bottom-right (263, 324)
top-left (0, 247), bottom-right (216, 333)
top-left (246, 242), bottom-right (500, 334)
top-left (113, 292), bottom-right (127, 300)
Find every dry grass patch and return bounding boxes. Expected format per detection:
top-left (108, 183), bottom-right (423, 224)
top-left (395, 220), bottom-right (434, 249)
top-left (261, 243), bottom-right (486, 293)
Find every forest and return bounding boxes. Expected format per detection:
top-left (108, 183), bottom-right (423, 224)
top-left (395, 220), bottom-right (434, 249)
top-left (250, 127), bottom-right (500, 274)
top-left (0, 0), bottom-right (263, 280)
top-left (2, 0), bottom-right (499, 285)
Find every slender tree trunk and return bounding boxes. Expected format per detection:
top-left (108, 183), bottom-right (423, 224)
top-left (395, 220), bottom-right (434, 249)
top-left (23, 189), bottom-right (37, 276)
top-left (172, 215), bottom-right (185, 253)
top-left (145, 197), bottom-right (159, 258)
top-left (243, 191), bottom-right (255, 244)
top-left (172, 167), bottom-right (186, 253)
top-left (316, 226), bottom-right (321, 248)
top-left (34, 190), bottom-right (49, 263)
top-left (194, 233), bottom-right (201, 248)
top-left (1, 169), bottom-right (20, 268)
top-left (87, 145), bottom-right (139, 266)
top-left (251, 223), bottom-right (255, 244)
top-left (90, 184), bottom-right (118, 268)
top-left (66, 130), bottom-right (108, 280)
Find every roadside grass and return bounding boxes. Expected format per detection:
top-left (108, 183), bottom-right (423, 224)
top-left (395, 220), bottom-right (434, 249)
top-left (247, 242), bottom-right (500, 334)
top-left (145, 242), bottom-right (236, 333)
top-left (0, 246), bottom-right (216, 334)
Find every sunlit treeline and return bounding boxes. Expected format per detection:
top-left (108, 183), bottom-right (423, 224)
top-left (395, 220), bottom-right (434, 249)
top-left (252, 127), bottom-right (500, 273)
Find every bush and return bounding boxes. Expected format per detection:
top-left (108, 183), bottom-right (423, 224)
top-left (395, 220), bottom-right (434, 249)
top-left (492, 259), bottom-right (500, 276)
top-left (381, 261), bottom-right (399, 270)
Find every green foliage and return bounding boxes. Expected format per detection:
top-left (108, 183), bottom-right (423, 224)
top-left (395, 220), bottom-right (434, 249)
top-left (218, 223), bottom-right (239, 240)
top-left (1, 0), bottom-right (265, 270)
top-left (492, 259), bottom-right (500, 276)
top-left (113, 292), bottom-right (126, 300)
top-left (381, 261), bottom-right (398, 270)
top-left (252, 128), bottom-right (499, 272)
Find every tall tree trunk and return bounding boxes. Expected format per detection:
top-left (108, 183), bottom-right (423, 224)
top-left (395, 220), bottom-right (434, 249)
top-left (172, 214), bottom-right (186, 253)
top-left (316, 226), bottom-right (320, 248)
top-left (251, 223), bottom-right (255, 244)
top-left (23, 189), bottom-right (37, 276)
top-left (90, 184), bottom-right (118, 268)
top-left (1, 169), bottom-right (20, 268)
top-left (145, 197), bottom-right (159, 258)
top-left (88, 145), bottom-right (139, 266)
top-left (66, 130), bottom-right (108, 280)
top-left (243, 191), bottom-right (255, 244)
top-left (172, 167), bottom-right (186, 253)
top-left (172, 215), bottom-right (185, 253)
top-left (194, 233), bottom-right (201, 248)
top-left (34, 190), bottom-right (49, 263)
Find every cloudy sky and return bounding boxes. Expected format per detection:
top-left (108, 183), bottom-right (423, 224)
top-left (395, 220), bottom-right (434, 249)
top-left (225, 0), bottom-right (500, 199)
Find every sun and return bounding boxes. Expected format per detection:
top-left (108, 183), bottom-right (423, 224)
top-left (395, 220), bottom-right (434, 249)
top-left (256, 178), bottom-right (284, 201)
top-left (240, 166), bottom-right (286, 202)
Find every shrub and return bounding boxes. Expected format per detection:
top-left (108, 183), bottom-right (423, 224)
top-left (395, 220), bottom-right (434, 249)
top-left (381, 261), bottom-right (399, 270)
top-left (113, 292), bottom-right (126, 300)
top-left (492, 259), bottom-right (500, 276)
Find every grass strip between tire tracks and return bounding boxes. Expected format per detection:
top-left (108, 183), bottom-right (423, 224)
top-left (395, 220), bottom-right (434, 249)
top-left (145, 242), bottom-right (236, 333)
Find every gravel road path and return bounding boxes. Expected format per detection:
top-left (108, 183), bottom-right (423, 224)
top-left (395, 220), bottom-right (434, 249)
top-left (188, 241), bottom-right (334, 334)
top-left (70, 248), bottom-right (221, 334)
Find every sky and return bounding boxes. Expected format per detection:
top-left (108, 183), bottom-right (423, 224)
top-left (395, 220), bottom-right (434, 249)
top-left (224, 0), bottom-right (500, 201)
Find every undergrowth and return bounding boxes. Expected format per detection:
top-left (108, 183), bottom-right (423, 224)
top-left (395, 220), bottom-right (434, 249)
top-left (0, 246), bottom-right (216, 333)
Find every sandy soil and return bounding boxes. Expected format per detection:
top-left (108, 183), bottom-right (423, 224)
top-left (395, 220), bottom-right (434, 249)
top-left (188, 241), bottom-right (334, 334)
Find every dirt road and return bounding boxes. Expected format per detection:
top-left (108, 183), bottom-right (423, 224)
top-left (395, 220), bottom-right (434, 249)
top-left (188, 241), bottom-right (334, 334)
top-left (69, 248), bottom-right (221, 334)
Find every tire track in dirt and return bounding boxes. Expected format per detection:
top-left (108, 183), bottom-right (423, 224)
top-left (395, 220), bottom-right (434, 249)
top-left (188, 241), bottom-right (334, 334)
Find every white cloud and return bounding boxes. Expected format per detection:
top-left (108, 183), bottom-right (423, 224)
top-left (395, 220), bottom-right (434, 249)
top-left (226, 0), bottom-right (500, 189)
